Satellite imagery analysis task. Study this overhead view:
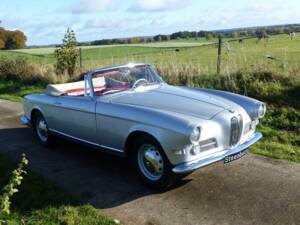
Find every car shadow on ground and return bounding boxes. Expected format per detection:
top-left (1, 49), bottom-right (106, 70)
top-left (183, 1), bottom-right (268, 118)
top-left (0, 127), bottom-right (192, 209)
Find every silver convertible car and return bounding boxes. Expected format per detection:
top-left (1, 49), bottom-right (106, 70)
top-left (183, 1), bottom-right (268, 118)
top-left (21, 63), bottom-right (266, 188)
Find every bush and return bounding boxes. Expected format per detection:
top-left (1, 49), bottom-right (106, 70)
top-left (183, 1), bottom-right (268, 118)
top-left (54, 28), bottom-right (79, 77)
top-left (0, 154), bottom-right (28, 220)
top-left (158, 66), bottom-right (300, 108)
top-left (262, 107), bottom-right (300, 132)
top-left (0, 57), bottom-right (57, 84)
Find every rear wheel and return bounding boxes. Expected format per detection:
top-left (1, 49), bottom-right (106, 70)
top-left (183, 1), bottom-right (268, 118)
top-left (133, 135), bottom-right (178, 189)
top-left (33, 112), bottom-right (53, 146)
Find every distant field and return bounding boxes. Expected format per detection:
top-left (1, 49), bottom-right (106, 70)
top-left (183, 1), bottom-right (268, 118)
top-left (10, 45), bottom-right (128, 55)
top-left (78, 34), bottom-right (300, 75)
top-left (8, 37), bottom-right (216, 55)
top-left (0, 34), bottom-right (299, 75)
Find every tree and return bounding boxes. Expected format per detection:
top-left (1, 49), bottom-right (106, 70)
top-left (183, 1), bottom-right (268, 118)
top-left (198, 31), bottom-right (206, 37)
top-left (0, 38), bottom-right (4, 49)
top-left (218, 33), bottom-right (225, 39)
top-left (54, 28), bottom-right (79, 76)
top-left (205, 32), bottom-right (214, 41)
top-left (0, 27), bottom-right (26, 50)
top-left (195, 32), bottom-right (198, 40)
top-left (5, 30), bottom-right (26, 49)
top-left (231, 32), bottom-right (239, 39)
top-left (275, 27), bottom-right (284, 34)
top-left (0, 28), bottom-right (5, 49)
top-left (239, 31), bottom-right (248, 37)
top-left (128, 37), bottom-right (141, 44)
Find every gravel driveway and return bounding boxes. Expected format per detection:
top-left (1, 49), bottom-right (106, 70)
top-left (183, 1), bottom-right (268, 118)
top-left (0, 99), bottom-right (299, 225)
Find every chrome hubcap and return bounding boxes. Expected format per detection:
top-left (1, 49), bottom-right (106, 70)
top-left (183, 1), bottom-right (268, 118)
top-left (138, 144), bottom-right (164, 181)
top-left (36, 117), bottom-right (48, 142)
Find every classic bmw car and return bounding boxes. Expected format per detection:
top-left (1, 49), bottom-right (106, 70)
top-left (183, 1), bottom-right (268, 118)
top-left (21, 63), bottom-right (266, 188)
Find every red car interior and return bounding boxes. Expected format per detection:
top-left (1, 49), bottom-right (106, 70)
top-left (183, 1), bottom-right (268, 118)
top-left (65, 84), bottom-right (130, 96)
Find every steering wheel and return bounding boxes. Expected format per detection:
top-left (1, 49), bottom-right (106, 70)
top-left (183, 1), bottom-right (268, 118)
top-left (132, 79), bottom-right (148, 89)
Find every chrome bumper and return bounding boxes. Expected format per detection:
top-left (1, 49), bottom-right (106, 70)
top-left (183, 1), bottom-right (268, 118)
top-left (172, 132), bottom-right (262, 174)
top-left (20, 115), bottom-right (31, 127)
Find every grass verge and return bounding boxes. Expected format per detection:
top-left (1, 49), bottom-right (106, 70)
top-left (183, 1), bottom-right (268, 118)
top-left (250, 107), bottom-right (300, 163)
top-left (0, 80), bottom-right (44, 102)
top-left (0, 153), bottom-right (117, 225)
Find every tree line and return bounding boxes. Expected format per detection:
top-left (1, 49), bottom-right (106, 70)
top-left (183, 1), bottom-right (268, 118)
top-left (81, 24), bottom-right (300, 46)
top-left (0, 27), bottom-right (27, 50)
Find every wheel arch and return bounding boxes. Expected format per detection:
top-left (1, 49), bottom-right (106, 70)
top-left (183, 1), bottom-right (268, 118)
top-left (124, 129), bottom-right (162, 159)
top-left (30, 107), bottom-right (44, 126)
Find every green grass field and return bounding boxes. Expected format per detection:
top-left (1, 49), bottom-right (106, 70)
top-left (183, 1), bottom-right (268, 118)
top-left (1, 34), bottom-right (299, 76)
top-left (9, 37), bottom-right (217, 55)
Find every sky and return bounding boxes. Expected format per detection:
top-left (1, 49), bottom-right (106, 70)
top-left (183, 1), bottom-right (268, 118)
top-left (0, 0), bottom-right (300, 45)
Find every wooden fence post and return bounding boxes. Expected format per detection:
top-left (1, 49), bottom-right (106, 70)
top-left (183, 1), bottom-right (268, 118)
top-left (217, 36), bottom-right (222, 75)
top-left (79, 47), bottom-right (82, 68)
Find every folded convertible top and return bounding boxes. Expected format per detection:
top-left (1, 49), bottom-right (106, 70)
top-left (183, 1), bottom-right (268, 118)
top-left (46, 77), bottom-right (106, 96)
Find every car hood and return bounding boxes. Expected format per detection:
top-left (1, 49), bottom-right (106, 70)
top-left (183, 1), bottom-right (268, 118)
top-left (109, 85), bottom-right (232, 120)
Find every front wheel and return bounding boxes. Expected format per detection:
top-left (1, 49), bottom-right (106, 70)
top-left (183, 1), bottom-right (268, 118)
top-left (33, 112), bottom-right (54, 146)
top-left (133, 135), bottom-right (178, 189)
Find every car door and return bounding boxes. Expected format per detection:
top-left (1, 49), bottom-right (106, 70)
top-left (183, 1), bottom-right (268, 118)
top-left (49, 96), bottom-right (97, 144)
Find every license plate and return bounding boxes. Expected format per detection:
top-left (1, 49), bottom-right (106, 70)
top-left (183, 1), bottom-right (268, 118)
top-left (224, 150), bottom-right (247, 164)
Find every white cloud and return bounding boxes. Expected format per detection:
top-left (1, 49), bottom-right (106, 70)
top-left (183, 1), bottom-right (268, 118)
top-left (128, 0), bottom-right (188, 12)
top-left (72, 0), bottom-right (112, 14)
top-left (80, 15), bottom-right (150, 32)
top-left (83, 17), bottom-right (123, 29)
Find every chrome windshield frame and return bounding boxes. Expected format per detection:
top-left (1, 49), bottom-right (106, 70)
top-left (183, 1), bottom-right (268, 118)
top-left (88, 64), bottom-right (163, 96)
top-left (84, 73), bottom-right (94, 97)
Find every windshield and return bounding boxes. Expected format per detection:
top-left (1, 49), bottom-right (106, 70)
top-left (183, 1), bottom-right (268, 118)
top-left (91, 65), bottom-right (163, 96)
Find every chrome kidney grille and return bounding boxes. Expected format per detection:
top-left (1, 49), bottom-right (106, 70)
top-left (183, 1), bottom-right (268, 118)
top-left (230, 115), bottom-right (243, 146)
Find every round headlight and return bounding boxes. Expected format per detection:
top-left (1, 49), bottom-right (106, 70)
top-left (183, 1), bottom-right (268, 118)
top-left (190, 127), bottom-right (201, 144)
top-left (258, 103), bottom-right (266, 118)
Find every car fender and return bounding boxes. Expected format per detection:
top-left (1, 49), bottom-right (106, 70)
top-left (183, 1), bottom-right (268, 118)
top-left (186, 87), bottom-right (263, 120)
top-left (127, 123), bottom-right (190, 164)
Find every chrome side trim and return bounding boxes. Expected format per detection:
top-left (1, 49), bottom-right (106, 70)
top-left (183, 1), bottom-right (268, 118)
top-left (172, 132), bottom-right (262, 174)
top-left (50, 104), bottom-right (95, 114)
top-left (20, 115), bottom-right (31, 127)
top-left (100, 145), bottom-right (124, 153)
top-left (49, 128), bottom-right (123, 152)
